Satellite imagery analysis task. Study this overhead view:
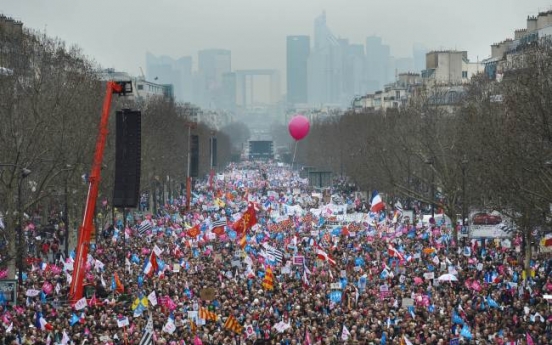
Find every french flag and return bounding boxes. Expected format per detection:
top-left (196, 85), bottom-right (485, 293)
top-left (388, 244), bottom-right (404, 261)
top-left (143, 251), bottom-right (159, 277)
top-left (370, 190), bottom-right (385, 213)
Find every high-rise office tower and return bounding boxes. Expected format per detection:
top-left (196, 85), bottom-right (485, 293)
top-left (308, 12), bottom-right (342, 105)
top-left (197, 49), bottom-right (231, 109)
top-left (145, 52), bottom-right (193, 102)
top-left (340, 40), bottom-right (366, 100)
top-left (365, 36), bottom-right (390, 92)
top-left (286, 35), bottom-right (310, 105)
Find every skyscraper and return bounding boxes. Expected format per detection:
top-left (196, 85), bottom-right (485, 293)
top-left (365, 36), bottom-right (390, 92)
top-left (145, 52), bottom-right (193, 102)
top-left (197, 49), bottom-right (231, 109)
top-left (286, 35), bottom-right (310, 105)
top-left (308, 12), bottom-right (342, 105)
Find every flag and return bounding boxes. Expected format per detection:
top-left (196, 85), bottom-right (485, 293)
top-left (74, 297), bottom-right (88, 311)
top-left (139, 315), bottom-right (154, 345)
top-left (304, 328), bottom-right (312, 345)
top-left (143, 252), bottom-right (159, 277)
top-left (232, 204), bottom-right (258, 235)
top-left (88, 293), bottom-right (99, 307)
top-left (526, 332), bottom-right (534, 345)
top-left (224, 315), bottom-right (243, 334)
top-left (315, 247), bottom-right (336, 265)
top-left (370, 190), bottom-right (385, 213)
top-left (388, 244), bottom-right (404, 261)
top-left (486, 295), bottom-right (499, 308)
top-left (199, 307), bottom-right (218, 322)
top-left (138, 220), bottom-right (153, 236)
top-left (114, 272), bottom-right (124, 293)
top-left (39, 315), bottom-right (54, 331)
top-left (61, 331), bottom-right (70, 345)
top-left (211, 218), bottom-right (227, 235)
top-left (239, 235), bottom-right (247, 249)
top-left (147, 291), bottom-right (158, 306)
top-left (460, 324), bottom-right (472, 340)
top-left (262, 243), bottom-right (283, 264)
top-left (262, 267), bottom-right (274, 290)
top-left (187, 225), bottom-right (200, 238)
top-left (341, 325), bottom-right (351, 341)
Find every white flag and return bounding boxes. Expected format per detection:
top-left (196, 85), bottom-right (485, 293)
top-left (61, 331), bottom-right (70, 345)
top-left (341, 324), bottom-right (351, 340)
top-left (74, 297), bottom-right (87, 310)
top-left (148, 291), bottom-right (158, 306)
top-left (153, 244), bottom-right (163, 257)
top-left (94, 259), bottom-right (105, 271)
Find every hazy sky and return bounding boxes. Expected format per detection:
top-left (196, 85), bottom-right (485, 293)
top-left (3, 0), bottom-right (552, 78)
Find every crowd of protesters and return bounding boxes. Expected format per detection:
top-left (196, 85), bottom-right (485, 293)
top-left (0, 161), bottom-right (551, 345)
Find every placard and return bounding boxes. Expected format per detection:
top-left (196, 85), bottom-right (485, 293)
top-left (340, 270), bottom-right (347, 278)
top-left (293, 256), bottom-right (305, 266)
top-left (310, 230), bottom-right (319, 236)
top-left (423, 272), bottom-right (435, 280)
top-left (231, 260), bottom-right (242, 268)
top-left (330, 283), bottom-right (342, 290)
top-left (281, 266), bottom-right (291, 275)
top-left (163, 321), bottom-right (176, 334)
top-left (117, 316), bottom-right (129, 328)
top-left (401, 298), bottom-right (414, 307)
top-left (0, 280), bottom-right (17, 305)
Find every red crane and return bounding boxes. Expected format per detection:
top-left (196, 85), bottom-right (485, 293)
top-left (69, 80), bottom-right (131, 302)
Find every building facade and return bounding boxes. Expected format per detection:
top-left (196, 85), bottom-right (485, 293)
top-left (196, 49), bottom-right (232, 109)
top-left (286, 35), bottom-right (310, 105)
top-left (484, 11), bottom-right (552, 80)
top-left (145, 52), bottom-right (192, 103)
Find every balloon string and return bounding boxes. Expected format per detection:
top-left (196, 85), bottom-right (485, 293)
top-left (291, 140), bottom-right (298, 170)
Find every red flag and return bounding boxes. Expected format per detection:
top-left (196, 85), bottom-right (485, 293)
top-left (232, 204), bottom-right (257, 235)
top-left (187, 225), bottom-right (200, 238)
top-left (341, 226), bottom-right (350, 236)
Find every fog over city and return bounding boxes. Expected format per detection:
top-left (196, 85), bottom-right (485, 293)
top-left (4, 0), bottom-right (552, 137)
top-left (4, 0), bottom-right (551, 89)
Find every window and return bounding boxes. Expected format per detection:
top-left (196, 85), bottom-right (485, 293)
top-left (137, 84), bottom-right (144, 90)
top-left (462, 71), bottom-right (468, 78)
top-left (395, 91), bottom-right (400, 99)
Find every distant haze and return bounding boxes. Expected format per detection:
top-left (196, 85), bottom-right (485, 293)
top-left (3, 0), bottom-right (552, 88)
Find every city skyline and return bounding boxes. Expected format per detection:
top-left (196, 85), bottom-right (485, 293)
top-left (3, 0), bottom-right (552, 98)
top-left (3, 0), bottom-right (550, 104)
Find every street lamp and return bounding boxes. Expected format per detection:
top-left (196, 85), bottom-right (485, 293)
top-left (17, 167), bottom-right (31, 285)
top-left (424, 157), bottom-right (435, 219)
top-left (461, 156), bottom-right (469, 227)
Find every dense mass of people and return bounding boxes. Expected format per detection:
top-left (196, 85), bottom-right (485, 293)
top-left (0, 161), bottom-right (551, 345)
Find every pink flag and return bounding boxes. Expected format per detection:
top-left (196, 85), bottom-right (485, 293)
top-left (193, 335), bottom-right (203, 345)
top-left (304, 328), bottom-right (312, 345)
top-left (471, 280), bottom-right (482, 291)
top-left (42, 281), bottom-right (54, 295)
top-left (526, 332), bottom-right (534, 345)
top-left (0, 269), bottom-right (8, 279)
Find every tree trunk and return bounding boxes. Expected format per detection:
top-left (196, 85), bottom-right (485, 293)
top-left (524, 228), bottom-right (532, 276)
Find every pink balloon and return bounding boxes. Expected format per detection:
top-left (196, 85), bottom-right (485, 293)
top-left (288, 115), bottom-right (310, 141)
